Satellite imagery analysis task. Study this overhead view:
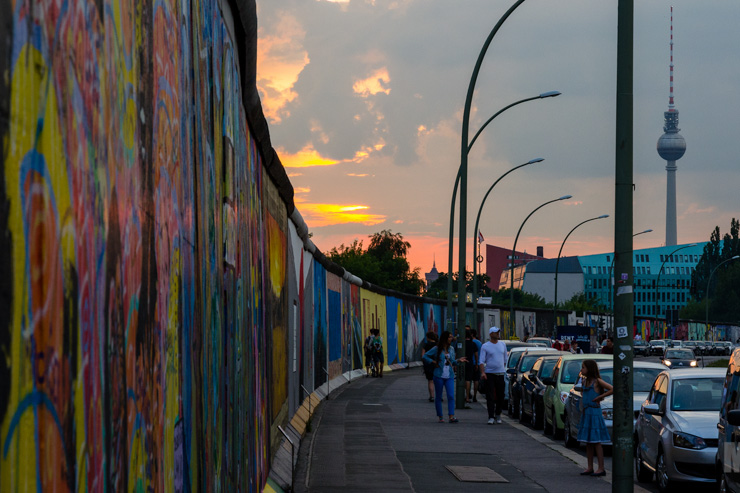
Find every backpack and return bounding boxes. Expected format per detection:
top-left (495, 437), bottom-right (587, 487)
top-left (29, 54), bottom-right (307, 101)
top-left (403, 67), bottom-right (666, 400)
top-left (373, 336), bottom-right (383, 352)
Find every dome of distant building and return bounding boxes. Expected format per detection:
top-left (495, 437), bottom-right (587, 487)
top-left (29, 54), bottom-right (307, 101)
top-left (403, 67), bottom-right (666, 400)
top-left (657, 131), bottom-right (686, 161)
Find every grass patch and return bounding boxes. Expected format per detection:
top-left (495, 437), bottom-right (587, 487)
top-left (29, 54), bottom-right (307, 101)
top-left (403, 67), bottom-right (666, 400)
top-left (707, 358), bottom-right (729, 368)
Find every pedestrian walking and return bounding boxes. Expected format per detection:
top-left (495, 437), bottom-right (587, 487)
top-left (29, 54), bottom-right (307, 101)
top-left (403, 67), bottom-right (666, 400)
top-left (421, 331), bottom-right (439, 402)
top-left (471, 328), bottom-right (483, 402)
top-left (371, 328), bottom-right (384, 378)
top-left (422, 330), bottom-right (468, 423)
top-left (576, 359), bottom-right (613, 477)
top-left (478, 326), bottom-right (507, 425)
top-left (464, 328), bottom-right (479, 403)
top-left (364, 331), bottom-right (375, 377)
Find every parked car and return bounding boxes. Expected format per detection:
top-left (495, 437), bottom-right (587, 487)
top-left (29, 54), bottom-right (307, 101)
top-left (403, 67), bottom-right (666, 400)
top-left (682, 340), bottom-right (700, 355)
top-left (562, 360), bottom-right (664, 448)
top-left (671, 340), bottom-right (684, 349)
top-left (634, 339), bottom-right (650, 357)
top-left (716, 341), bottom-right (733, 356)
top-left (502, 343), bottom-right (546, 407)
top-left (528, 337), bottom-right (553, 347)
top-left (518, 353), bottom-right (567, 428)
top-left (717, 347), bottom-right (740, 492)
top-left (661, 348), bottom-right (699, 369)
top-left (650, 340), bottom-right (668, 357)
top-left (507, 348), bottom-right (561, 418)
top-left (542, 353), bottom-right (611, 438)
top-left (635, 367), bottom-right (725, 492)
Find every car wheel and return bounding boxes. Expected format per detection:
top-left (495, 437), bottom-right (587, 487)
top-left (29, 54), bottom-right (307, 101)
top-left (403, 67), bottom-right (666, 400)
top-left (656, 448), bottom-right (673, 493)
top-left (635, 445), bottom-right (653, 483)
top-left (543, 407), bottom-right (553, 435)
top-left (563, 414), bottom-right (576, 448)
top-left (532, 402), bottom-right (543, 430)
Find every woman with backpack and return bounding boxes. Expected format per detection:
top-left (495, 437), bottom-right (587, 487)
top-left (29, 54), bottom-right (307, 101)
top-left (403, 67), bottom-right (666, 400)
top-left (422, 330), bottom-right (468, 423)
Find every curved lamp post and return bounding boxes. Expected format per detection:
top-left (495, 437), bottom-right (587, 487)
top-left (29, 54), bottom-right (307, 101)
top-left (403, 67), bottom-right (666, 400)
top-left (470, 157), bottom-right (545, 331)
top-left (552, 214), bottom-right (609, 335)
top-left (446, 91), bottom-right (560, 328)
top-left (507, 195), bottom-right (572, 338)
top-left (607, 228), bottom-right (652, 332)
top-left (653, 243), bottom-right (697, 336)
top-left (705, 255), bottom-right (740, 341)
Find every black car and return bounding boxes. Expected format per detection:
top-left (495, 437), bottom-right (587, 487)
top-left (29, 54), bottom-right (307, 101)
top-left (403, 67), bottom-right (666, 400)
top-left (661, 348), bottom-right (699, 368)
top-left (649, 340), bottom-right (668, 356)
top-left (634, 339), bottom-right (650, 357)
top-left (518, 353), bottom-right (566, 429)
top-left (507, 350), bottom-right (559, 418)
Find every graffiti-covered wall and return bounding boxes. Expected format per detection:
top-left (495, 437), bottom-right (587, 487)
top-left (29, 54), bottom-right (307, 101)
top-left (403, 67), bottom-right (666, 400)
top-left (0, 0), bottom-right (569, 490)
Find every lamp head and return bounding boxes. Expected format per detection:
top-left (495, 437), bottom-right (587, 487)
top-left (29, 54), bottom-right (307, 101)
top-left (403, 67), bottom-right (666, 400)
top-left (733, 255), bottom-right (740, 260)
top-left (527, 158), bottom-right (545, 164)
top-left (558, 195), bottom-right (573, 201)
top-left (539, 91), bottom-right (561, 99)
top-left (598, 214), bottom-right (609, 219)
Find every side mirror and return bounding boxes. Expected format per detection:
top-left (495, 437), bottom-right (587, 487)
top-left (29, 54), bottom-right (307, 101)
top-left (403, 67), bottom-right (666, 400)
top-left (728, 409), bottom-right (740, 427)
top-left (541, 377), bottom-right (554, 386)
top-left (643, 403), bottom-right (661, 416)
top-left (506, 368), bottom-right (517, 376)
top-left (573, 385), bottom-right (583, 392)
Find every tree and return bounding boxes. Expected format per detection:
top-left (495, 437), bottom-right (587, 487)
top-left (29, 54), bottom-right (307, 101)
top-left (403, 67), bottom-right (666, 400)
top-left (424, 271), bottom-right (492, 300)
top-left (558, 292), bottom-right (606, 315)
top-left (327, 230), bottom-right (426, 295)
top-left (685, 218), bottom-right (740, 323)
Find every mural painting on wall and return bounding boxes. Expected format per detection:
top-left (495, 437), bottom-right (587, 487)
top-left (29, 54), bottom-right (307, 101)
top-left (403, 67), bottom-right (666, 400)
top-left (424, 304), bottom-right (443, 337)
top-left (266, 207), bottom-right (288, 421)
top-left (403, 300), bottom-right (425, 364)
top-left (519, 311), bottom-right (536, 341)
top-left (313, 260), bottom-right (327, 387)
top-left (327, 272), bottom-right (343, 379)
top-left (480, 309), bottom-right (500, 333)
top-left (386, 297), bottom-right (402, 365)
top-left (361, 289), bottom-right (386, 366)
top-left (342, 281), bottom-right (362, 373)
top-left (302, 252), bottom-right (315, 391)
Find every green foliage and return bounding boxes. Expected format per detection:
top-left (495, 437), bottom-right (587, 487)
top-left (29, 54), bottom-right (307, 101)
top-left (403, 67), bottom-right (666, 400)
top-left (708, 358), bottom-right (730, 368)
top-left (688, 218), bottom-right (740, 324)
top-left (327, 230), bottom-right (426, 295)
top-left (558, 292), bottom-right (607, 315)
top-left (423, 271), bottom-right (492, 300)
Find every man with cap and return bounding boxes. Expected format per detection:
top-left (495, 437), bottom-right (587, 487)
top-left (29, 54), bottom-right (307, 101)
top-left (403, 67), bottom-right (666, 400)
top-left (478, 326), bottom-right (507, 424)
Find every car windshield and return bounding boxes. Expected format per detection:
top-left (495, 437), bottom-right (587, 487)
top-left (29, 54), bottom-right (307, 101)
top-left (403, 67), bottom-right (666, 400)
top-left (508, 352), bottom-right (523, 369)
top-left (541, 360), bottom-right (557, 378)
top-left (635, 340), bottom-right (647, 346)
top-left (560, 360), bottom-right (585, 384)
top-left (520, 354), bottom-right (545, 372)
top-left (650, 341), bottom-right (664, 346)
top-left (665, 350), bottom-right (693, 359)
top-left (671, 378), bottom-right (724, 411)
top-left (683, 341), bottom-right (696, 347)
top-left (634, 368), bottom-right (663, 392)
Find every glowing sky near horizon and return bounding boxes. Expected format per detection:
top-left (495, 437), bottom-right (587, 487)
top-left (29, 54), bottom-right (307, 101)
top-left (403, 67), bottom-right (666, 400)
top-left (256, 0), bottom-right (740, 275)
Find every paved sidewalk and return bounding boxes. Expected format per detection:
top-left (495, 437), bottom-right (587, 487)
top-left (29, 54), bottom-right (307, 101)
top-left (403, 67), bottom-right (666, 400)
top-left (292, 368), bottom-right (637, 493)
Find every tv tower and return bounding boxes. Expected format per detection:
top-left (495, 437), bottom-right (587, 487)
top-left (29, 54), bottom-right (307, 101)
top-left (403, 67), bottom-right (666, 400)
top-left (656, 6), bottom-right (686, 246)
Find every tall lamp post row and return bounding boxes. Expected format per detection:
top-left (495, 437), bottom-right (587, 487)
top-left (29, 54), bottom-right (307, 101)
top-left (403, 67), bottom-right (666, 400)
top-left (552, 214), bottom-right (609, 334)
top-left (446, 92), bottom-right (561, 329)
top-left (507, 195), bottom-right (571, 339)
top-left (470, 157), bottom-right (546, 331)
top-left (705, 255), bottom-right (740, 341)
top-left (653, 243), bottom-right (697, 336)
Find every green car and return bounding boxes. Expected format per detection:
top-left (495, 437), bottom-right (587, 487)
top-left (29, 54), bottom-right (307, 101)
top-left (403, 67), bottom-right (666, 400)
top-left (542, 353), bottom-right (612, 437)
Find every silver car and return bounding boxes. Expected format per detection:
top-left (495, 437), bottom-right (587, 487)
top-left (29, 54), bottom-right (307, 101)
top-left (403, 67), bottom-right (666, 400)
top-left (635, 368), bottom-right (725, 492)
top-left (562, 360), bottom-right (664, 448)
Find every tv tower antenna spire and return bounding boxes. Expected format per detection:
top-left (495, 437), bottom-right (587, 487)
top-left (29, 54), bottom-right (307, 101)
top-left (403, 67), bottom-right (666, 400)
top-left (656, 5), bottom-right (686, 246)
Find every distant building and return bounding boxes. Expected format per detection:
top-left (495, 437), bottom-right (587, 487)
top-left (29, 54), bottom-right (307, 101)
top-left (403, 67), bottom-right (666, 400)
top-left (424, 259), bottom-right (440, 289)
top-left (513, 257), bottom-right (584, 304)
top-left (485, 244), bottom-right (545, 292)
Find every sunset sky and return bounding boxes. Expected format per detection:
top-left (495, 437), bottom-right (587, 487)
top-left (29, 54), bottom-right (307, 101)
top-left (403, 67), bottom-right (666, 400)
top-left (256, 0), bottom-right (740, 276)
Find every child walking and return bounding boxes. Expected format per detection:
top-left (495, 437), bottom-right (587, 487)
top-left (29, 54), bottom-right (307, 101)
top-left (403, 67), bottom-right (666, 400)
top-left (577, 359), bottom-right (613, 476)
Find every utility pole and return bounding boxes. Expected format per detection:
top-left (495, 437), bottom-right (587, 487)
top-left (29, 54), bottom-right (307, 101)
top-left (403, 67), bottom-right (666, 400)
top-left (613, 0), bottom-right (634, 491)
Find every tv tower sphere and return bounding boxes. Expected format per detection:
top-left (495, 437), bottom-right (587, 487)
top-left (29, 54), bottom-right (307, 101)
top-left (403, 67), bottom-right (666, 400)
top-left (657, 126), bottom-right (686, 161)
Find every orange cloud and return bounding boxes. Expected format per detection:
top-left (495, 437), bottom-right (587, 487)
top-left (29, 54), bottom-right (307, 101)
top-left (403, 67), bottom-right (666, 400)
top-left (278, 145), bottom-right (339, 168)
top-left (257, 13), bottom-right (309, 123)
top-left (353, 68), bottom-right (391, 97)
top-left (296, 202), bottom-right (386, 227)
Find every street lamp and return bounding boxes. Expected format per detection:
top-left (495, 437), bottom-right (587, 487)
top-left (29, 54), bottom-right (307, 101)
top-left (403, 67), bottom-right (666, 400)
top-left (471, 157), bottom-right (545, 331)
top-left (653, 243), bottom-right (697, 336)
top-left (446, 92), bottom-right (560, 328)
top-left (607, 229), bottom-right (652, 332)
top-left (705, 255), bottom-right (740, 341)
top-left (552, 214), bottom-right (609, 335)
top-left (508, 195), bottom-right (572, 339)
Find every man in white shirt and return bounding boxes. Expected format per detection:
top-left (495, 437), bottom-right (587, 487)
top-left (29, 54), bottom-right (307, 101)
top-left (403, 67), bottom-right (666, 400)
top-left (479, 326), bottom-right (508, 424)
